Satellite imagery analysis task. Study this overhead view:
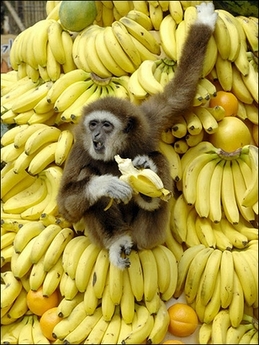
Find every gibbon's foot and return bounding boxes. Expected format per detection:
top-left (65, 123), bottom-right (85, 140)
top-left (108, 234), bottom-right (133, 269)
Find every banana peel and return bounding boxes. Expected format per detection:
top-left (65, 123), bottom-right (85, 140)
top-left (104, 155), bottom-right (172, 211)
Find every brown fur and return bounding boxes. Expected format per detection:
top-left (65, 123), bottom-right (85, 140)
top-left (57, 20), bottom-right (215, 259)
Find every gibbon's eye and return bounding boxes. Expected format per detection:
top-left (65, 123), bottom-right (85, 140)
top-left (102, 121), bottom-right (114, 132)
top-left (89, 120), bottom-right (98, 131)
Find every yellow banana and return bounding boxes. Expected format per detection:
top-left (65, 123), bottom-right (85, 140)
top-left (3, 177), bottom-right (47, 214)
top-left (183, 109), bottom-right (203, 135)
top-left (11, 81), bottom-right (53, 113)
top-left (168, 0), bottom-right (183, 24)
top-left (46, 69), bottom-right (91, 104)
top-left (30, 223), bottom-right (62, 264)
top-left (54, 129), bottom-right (74, 166)
top-left (111, 20), bottom-right (142, 68)
top-left (195, 158), bottom-right (221, 218)
top-left (199, 249), bottom-right (222, 306)
top-left (47, 21), bottom-right (66, 65)
top-left (43, 227), bottom-right (74, 272)
top-left (29, 255), bottom-right (47, 291)
top-left (13, 221), bottom-right (45, 254)
top-left (24, 125), bottom-right (60, 155)
top-left (53, 79), bottom-right (93, 113)
top-left (27, 142), bottom-right (58, 175)
top-left (11, 237), bottom-right (37, 279)
top-left (120, 269), bottom-right (135, 324)
top-left (46, 42), bottom-right (61, 81)
top-left (101, 279), bottom-right (116, 322)
top-left (221, 160), bottom-right (240, 224)
top-left (138, 249), bottom-right (158, 302)
top-left (220, 249), bottom-right (234, 308)
top-left (13, 123), bottom-right (47, 149)
top-left (149, 2), bottom-right (163, 30)
top-left (108, 262), bottom-right (123, 305)
top-left (94, 29), bottom-right (126, 77)
top-left (103, 26), bottom-right (137, 74)
top-left (126, 9), bottom-right (153, 30)
top-left (92, 248), bottom-right (110, 299)
top-left (127, 250), bottom-right (144, 302)
top-left (119, 16), bottom-right (161, 55)
top-left (120, 304), bottom-right (154, 344)
top-left (216, 9), bottom-right (241, 62)
top-left (42, 257), bottom-right (64, 296)
top-left (75, 243), bottom-right (101, 292)
top-left (32, 19), bottom-right (55, 67)
top-left (213, 14), bottom-right (231, 60)
top-left (63, 307), bottom-right (103, 344)
top-left (1, 270), bottom-right (23, 309)
top-left (215, 53), bottom-right (233, 91)
top-left (57, 292), bottom-right (84, 318)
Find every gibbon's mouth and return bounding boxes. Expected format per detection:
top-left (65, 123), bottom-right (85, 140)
top-left (93, 140), bottom-right (104, 151)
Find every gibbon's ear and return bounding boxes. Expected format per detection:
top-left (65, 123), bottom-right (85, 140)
top-left (123, 117), bottom-right (135, 133)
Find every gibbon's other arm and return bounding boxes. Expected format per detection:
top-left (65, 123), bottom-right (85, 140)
top-left (140, 2), bottom-right (218, 134)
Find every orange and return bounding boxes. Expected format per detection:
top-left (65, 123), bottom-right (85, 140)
top-left (209, 117), bottom-right (251, 152)
top-left (27, 286), bottom-right (59, 316)
top-left (167, 303), bottom-right (198, 337)
top-left (163, 340), bottom-right (185, 344)
top-left (40, 307), bottom-right (62, 341)
top-left (210, 91), bottom-right (238, 116)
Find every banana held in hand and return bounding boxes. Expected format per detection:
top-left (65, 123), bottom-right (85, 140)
top-left (114, 154), bottom-right (171, 200)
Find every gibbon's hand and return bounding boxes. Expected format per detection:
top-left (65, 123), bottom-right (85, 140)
top-left (196, 2), bottom-right (217, 30)
top-left (87, 175), bottom-right (133, 205)
top-left (132, 154), bottom-right (158, 173)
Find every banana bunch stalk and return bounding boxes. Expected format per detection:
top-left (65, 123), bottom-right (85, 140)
top-left (114, 154), bottom-right (171, 200)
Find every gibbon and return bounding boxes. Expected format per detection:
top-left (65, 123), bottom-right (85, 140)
top-left (57, 3), bottom-right (218, 269)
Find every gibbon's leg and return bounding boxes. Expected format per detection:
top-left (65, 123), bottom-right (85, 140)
top-left (130, 200), bottom-right (170, 250)
top-left (82, 201), bottom-right (134, 269)
top-left (130, 152), bottom-right (173, 249)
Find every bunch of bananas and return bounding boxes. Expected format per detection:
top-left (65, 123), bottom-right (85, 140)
top-left (9, 18), bottom-right (77, 82)
top-left (1, 314), bottom-right (52, 344)
top-left (213, 11), bottom-right (258, 98)
top-left (1, 123), bottom-right (74, 219)
top-left (198, 309), bottom-right (258, 344)
top-left (173, 241), bottom-right (258, 326)
top-left (169, 193), bottom-right (258, 250)
top-left (72, 12), bottom-right (161, 77)
top-left (1, 69), bottom-right (131, 126)
top-left (52, 300), bottom-right (169, 344)
top-left (94, 0), bottom-right (194, 29)
top-left (178, 143), bottom-right (258, 224)
top-left (1, 162), bottom-right (65, 225)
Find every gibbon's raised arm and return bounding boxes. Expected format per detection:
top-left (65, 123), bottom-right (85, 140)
top-left (140, 2), bottom-right (218, 134)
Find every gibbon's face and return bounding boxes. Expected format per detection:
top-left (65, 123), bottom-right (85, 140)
top-left (83, 110), bottom-right (127, 161)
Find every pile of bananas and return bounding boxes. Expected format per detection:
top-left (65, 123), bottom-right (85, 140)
top-left (174, 241), bottom-right (257, 325)
top-left (199, 309), bottom-right (258, 344)
top-left (1, 1), bottom-right (258, 344)
top-left (1, 223), bottom-right (177, 343)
